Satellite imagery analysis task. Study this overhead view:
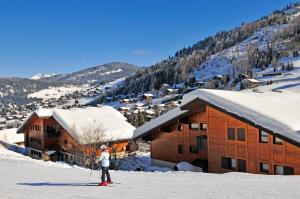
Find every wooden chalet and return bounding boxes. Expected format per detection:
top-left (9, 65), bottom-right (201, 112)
top-left (133, 89), bottom-right (300, 175)
top-left (17, 106), bottom-right (135, 165)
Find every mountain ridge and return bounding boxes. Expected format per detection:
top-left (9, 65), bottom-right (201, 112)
top-left (0, 61), bottom-right (138, 105)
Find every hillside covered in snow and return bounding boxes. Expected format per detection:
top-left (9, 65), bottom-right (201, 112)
top-left (114, 3), bottom-right (300, 95)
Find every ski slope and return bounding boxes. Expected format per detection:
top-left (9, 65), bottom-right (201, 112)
top-left (1, 146), bottom-right (300, 199)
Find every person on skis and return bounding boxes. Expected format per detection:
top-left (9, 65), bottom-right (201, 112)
top-left (98, 145), bottom-right (113, 186)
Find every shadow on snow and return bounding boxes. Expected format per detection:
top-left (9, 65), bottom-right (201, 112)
top-left (17, 182), bottom-right (100, 187)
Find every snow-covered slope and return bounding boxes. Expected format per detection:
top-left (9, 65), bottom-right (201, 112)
top-left (43, 62), bottom-right (138, 85)
top-left (31, 73), bottom-right (56, 80)
top-left (1, 146), bottom-right (300, 199)
top-left (194, 24), bottom-right (289, 82)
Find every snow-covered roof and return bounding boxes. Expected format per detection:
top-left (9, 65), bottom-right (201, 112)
top-left (0, 128), bottom-right (24, 145)
top-left (134, 89), bottom-right (300, 145)
top-left (18, 106), bottom-right (135, 144)
top-left (245, 78), bottom-right (260, 83)
top-left (35, 109), bottom-right (53, 118)
top-left (143, 93), bottom-right (154, 97)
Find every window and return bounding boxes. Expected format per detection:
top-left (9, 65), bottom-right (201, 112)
top-left (178, 145), bottom-right (183, 154)
top-left (190, 123), bottom-right (200, 130)
top-left (274, 165), bottom-right (284, 175)
top-left (200, 123), bottom-right (208, 130)
top-left (237, 128), bottom-right (245, 141)
top-left (30, 137), bottom-right (41, 145)
top-left (227, 128), bottom-right (235, 140)
top-left (46, 125), bottom-right (61, 138)
top-left (260, 131), bottom-right (268, 143)
top-left (161, 126), bottom-right (171, 132)
top-left (238, 159), bottom-right (247, 172)
top-left (273, 136), bottom-right (283, 145)
top-left (274, 165), bottom-right (294, 175)
top-left (260, 162), bottom-right (269, 173)
top-left (189, 146), bottom-right (199, 154)
top-left (231, 159), bottom-right (237, 169)
top-left (199, 104), bottom-right (206, 112)
top-left (196, 136), bottom-right (207, 152)
top-left (221, 157), bottom-right (230, 169)
top-left (177, 124), bottom-right (183, 131)
top-left (283, 166), bottom-right (294, 175)
top-left (221, 157), bottom-right (236, 170)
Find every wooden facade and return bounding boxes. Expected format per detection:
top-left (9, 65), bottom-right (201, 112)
top-left (23, 115), bottom-right (129, 164)
top-left (146, 101), bottom-right (300, 175)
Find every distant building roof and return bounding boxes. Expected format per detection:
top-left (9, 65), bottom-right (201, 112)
top-left (244, 78), bottom-right (260, 83)
top-left (143, 93), bottom-right (154, 97)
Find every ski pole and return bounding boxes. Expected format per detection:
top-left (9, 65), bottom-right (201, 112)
top-left (88, 163), bottom-right (94, 182)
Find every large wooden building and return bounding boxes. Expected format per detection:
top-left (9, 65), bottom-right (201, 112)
top-left (133, 89), bottom-right (300, 175)
top-left (17, 106), bottom-right (135, 165)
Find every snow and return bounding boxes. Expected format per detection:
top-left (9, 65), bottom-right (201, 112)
top-left (176, 162), bottom-right (202, 172)
top-left (250, 80), bottom-right (300, 94)
top-left (117, 152), bottom-right (173, 172)
top-left (35, 109), bottom-right (53, 118)
top-left (257, 56), bottom-right (300, 82)
top-left (247, 78), bottom-right (259, 83)
top-left (1, 146), bottom-right (300, 199)
top-left (194, 24), bottom-right (290, 82)
top-left (18, 106), bottom-right (135, 143)
top-left (0, 128), bottom-right (24, 145)
top-left (99, 69), bottom-right (123, 76)
top-left (28, 85), bottom-right (84, 100)
top-left (31, 73), bottom-right (56, 80)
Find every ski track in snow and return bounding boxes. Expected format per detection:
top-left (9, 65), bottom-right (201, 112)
top-left (1, 147), bottom-right (300, 199)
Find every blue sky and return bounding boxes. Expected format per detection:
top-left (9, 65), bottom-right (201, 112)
top-left (0, 0), bottom-right (296, 77)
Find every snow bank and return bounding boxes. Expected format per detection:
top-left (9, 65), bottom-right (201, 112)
top-left (117, 152), bottom-right (173, 172)
top-left (176, 162), bottom-right (202, 172)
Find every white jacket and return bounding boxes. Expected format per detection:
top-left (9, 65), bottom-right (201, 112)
top-left (98, 152), bottom-right (110, 167)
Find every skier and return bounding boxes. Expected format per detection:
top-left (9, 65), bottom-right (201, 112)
top-left (98, 145), bottom-right (113, 186)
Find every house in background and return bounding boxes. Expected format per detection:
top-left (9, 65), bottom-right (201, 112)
top-left (17, 106), bottom-right (135, 165)
top-left (242, 78), bottom-right (260, 88)
top-left (0, 128), bottom-right (24, 147)
top-left (142, 93), bottom-right (154, 103)
top-left (133, 89), bottom-right (300, 175)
